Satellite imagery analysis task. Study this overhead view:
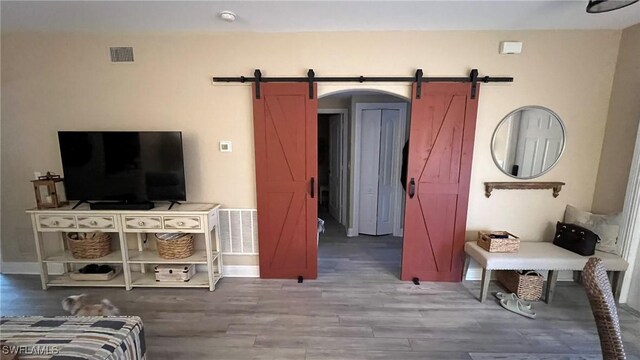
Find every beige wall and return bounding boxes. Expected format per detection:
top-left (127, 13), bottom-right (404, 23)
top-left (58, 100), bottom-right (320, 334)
top-left (319, 96), bottom-right (350, 109)
top-left (1, 30), bottom-right (621, 265)
top-left (592, 23), bottom-right (640, 214)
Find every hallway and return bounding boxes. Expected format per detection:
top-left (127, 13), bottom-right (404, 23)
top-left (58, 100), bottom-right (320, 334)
top-left (317, 211), bottom-right (402, 280)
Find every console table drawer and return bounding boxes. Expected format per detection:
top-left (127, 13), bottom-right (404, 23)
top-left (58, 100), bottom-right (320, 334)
top-left (38, 215), bottom-right (76, 230)
top-left (124, 216), bottom-right (162, 230)
top-left (164, 216), bottom-right (202, 230)
top-left (77, 216), bottom-right (116, 230)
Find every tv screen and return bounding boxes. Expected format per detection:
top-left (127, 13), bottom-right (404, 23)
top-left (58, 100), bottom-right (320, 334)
top-left (58, 131), bottom-right (186, 202)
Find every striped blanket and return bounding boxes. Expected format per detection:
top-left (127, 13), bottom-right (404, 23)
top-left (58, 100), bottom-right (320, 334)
top-left (0, 316), bottom-right (145, 360)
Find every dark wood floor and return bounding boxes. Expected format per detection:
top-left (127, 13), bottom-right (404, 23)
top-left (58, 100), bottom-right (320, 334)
top-left (2, 215), bottom-right (639, 359)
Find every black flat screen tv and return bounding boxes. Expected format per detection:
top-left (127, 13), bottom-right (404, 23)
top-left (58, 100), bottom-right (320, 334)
top-left (58, 131), bottom-right (186, 202)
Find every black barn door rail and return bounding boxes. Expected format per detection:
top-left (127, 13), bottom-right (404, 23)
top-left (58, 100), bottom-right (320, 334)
top-left (212, 69), bottom-right (514, 99)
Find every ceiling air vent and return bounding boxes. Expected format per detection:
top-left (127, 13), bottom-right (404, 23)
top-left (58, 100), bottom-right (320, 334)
top-left (109, 47), bottom-right (134, 63)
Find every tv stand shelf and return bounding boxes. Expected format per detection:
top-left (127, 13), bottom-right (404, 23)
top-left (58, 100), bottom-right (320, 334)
top-left (43, 250), bottom-right (124, 264)
top-left (26, 202), bottom-right (222, 291)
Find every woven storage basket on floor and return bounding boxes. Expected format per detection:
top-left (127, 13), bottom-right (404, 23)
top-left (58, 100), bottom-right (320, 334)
top-left (155, 233), bottom-right (194, 259)
top-left (477, 231), bottom-right (520, 252)
top-left (497, 270), bottom-right (544, 301)
top-left (66, 232), bottom-right (112, 259)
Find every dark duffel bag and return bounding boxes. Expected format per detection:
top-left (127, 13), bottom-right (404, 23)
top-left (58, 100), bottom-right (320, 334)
top-left (553, 221), bottom-right (600, 256)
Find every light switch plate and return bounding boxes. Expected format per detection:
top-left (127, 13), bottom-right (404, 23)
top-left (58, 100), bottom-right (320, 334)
top-left (219, 141), bottom-right (232, 152)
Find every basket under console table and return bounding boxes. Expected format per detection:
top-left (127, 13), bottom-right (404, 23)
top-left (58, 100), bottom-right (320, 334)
top-left (26, 202), bottom-right (222, 291)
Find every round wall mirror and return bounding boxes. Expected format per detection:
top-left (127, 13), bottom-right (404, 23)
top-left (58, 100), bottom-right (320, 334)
top-left (491, 106), bottom-right (566, 179)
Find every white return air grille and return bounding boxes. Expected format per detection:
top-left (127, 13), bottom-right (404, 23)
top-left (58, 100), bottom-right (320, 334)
top-left (218, 209), bottom-right (258, 255)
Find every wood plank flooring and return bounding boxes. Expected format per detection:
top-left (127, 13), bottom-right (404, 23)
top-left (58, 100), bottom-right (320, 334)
top-left (1, 215), bottom-right (639, 359)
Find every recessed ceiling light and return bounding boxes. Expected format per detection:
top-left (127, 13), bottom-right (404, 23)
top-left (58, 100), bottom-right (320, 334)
top-left (219, 11), bottom-right (237, 23)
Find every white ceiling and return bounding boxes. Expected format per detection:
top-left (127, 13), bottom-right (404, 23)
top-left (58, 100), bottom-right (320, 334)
top-left (2, 0), bottom-right (639, 33)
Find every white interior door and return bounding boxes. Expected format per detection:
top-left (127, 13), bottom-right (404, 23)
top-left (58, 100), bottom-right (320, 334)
top-left (354, 103), bottom-right (407, 237)
top-left (514, 109), bottom-right (564, 177)
top-left (620, 120), bottom-right (640, 310)
top-left (357, 108), bottom-right (401, 236)
top-left (328, 115), bottom-right (342, 221)
top-left (358, 109), bottom-right (381, 235)
top-left (376, 109), bottom-right (399, 235)
top-left (628, 241), bottom-right (640, 311)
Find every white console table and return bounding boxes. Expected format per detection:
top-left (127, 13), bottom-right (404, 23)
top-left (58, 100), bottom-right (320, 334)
top-left (26, 202), bottom-right (222, 291)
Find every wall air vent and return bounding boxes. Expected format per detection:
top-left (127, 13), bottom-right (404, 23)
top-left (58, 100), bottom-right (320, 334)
top-left (219, 209), bottom-right (259, 255)
top-left (109, 47), bottom-right (134, 62)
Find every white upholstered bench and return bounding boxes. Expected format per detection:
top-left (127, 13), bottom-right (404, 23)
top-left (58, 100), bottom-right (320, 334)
top-left (464, 241), bottom-right (628, 303)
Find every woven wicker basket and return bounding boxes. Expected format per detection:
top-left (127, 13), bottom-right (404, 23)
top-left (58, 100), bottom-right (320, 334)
top-left (582, 258), bottom-right (627, 359)
top-left (497, 270), bottom-right (544, 301)
top-left (66, 232), bottom-right (112, 259)
top-left (477, 231), bottom-right (520, 253)
top-left (155, 233), bottom-right (194, 259)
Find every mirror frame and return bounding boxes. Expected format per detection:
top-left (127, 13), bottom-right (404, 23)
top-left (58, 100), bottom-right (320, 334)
top-left (490, 105), bottom-right (567, 180)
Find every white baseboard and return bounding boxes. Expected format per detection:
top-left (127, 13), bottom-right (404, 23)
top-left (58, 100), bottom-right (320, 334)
top-left (1, 262), bottom-right (259, 278)
top-left (464, 267), bottom-right (574, 281)
top-left (222, 265), bottom-right (259, 277)
top-left (1, 262), bottom-right (64, 275)
top-left (180, 264), bottom-right (260, 278)
top-left (2, 262), bottom-right (574, 282)
top-left (464, 268), bottom-right (484, 281)
top-left (347, 228), bottom-right (358, 237)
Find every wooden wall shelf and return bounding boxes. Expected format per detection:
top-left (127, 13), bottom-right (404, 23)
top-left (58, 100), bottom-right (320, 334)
top-left (484, 182), bottom-right (565, 198)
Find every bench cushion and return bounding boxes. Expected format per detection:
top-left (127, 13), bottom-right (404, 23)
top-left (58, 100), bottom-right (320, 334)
top-left (465, 241), bottom-right (628, 271)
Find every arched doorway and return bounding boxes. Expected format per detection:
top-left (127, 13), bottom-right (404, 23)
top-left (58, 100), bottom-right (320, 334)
top-left (317, 89), bottom-right (410, 279)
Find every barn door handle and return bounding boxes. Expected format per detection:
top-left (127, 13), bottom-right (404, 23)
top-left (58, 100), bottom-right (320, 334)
top-left (310, 177), bottom-right (315, 198)
top-left (409, 178), bottom-right (416, 199)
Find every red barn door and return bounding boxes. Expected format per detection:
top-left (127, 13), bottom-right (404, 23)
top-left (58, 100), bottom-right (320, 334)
top-left (401, 83), bottom-right (479, 282)
top-left (252, 83), bottom-right (318, 279)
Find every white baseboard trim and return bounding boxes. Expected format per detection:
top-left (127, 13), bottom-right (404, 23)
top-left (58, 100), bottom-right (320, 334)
top-left (1, 262), bottom-right (259, 278)
top-left (179, 264), bottom-right (260, 278)
top-left (1, 262), bottom-right (64, 275)
top-left (2, 262), bottom-right (574, 282)
top-left (464, 267), bottom-right (575, 281)
top-left (463, 268), bottom-right (484, 281)
top-left (347, 228), bottom-right (358, 237)
top-left (222, 265), bottom-right (259, 277)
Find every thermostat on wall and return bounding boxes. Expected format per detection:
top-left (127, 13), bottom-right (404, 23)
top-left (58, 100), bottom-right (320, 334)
top-left (500, 41), bottom-right (523, 54)
top-left (219, 141), bottom-right (232, 152)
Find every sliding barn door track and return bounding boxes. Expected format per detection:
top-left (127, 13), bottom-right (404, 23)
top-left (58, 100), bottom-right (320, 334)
top-left (212, 69), bottom-right (513, 100)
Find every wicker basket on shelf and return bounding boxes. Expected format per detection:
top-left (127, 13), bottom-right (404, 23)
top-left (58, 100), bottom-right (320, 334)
top-left (155, 233), bottom-right (194, 259)
top-left (66, 232), bottom-right (112, 259)
top-left (497, 270), bottom-right (544, 301)
top-left (477, 231), bottom-right (520, 253)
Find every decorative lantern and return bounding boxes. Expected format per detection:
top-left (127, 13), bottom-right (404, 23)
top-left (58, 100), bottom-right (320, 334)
top-left (31, 172), bottom-right (68, 209)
